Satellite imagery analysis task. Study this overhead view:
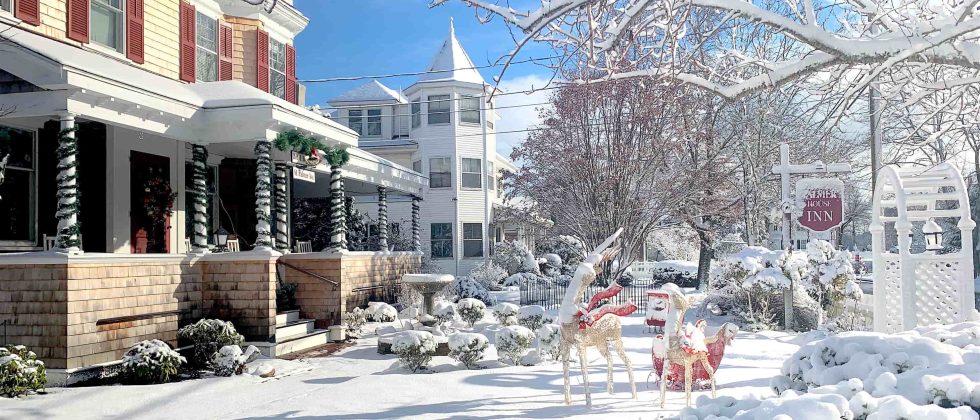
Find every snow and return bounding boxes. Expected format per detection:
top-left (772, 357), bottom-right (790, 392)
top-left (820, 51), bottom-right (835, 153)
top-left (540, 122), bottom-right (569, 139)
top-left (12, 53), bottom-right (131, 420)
top-left (328, 80), bottom-right (408, 104)
top-left (743, 267), bottom-right (791, 290)
top-left (448, 332), bottom-right (489, 351)
top-left (415, 19), bottom-right (486, 85)
top-left (652, 260), bottom-right (699, 274)
top-left (391, 331), bottom-right (437, 354)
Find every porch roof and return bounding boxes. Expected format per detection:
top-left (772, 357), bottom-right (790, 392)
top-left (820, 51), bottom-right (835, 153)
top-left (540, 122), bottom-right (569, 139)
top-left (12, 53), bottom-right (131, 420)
top-left (0, 21), bottom-right (355, 146)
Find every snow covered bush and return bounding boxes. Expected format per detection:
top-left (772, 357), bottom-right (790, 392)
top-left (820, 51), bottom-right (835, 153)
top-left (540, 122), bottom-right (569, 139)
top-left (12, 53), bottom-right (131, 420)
top-left (536, 235), bottom-right (585, 274)
top-left (492, 241), bottom-right (539, 275)
top-left (212, 345), bottom-right (249, 377)
top-left (177, 319), bottom-right (244, 368)
top-left (0, 345), bottom-right (46, 397)
top-left (496, 325), bottom-right (535, 366)
top-left (804, 240), bottom-right (863, 327)
top-left (447, 276), bottom-right (497, 306)
top-left (448, 333), bottom-right (489, 369)
top-left (649, 262), bottom-right (698, 288)
top-left (469, 262), bottom-right (508, 291)
top-left (492, 302), bottom-right (520, 326)
top-left (457, 298), bottom-right (487, 327)
top-left (502, 272), bottom-right (550, 289)
top-left (391, 331), bottom-right (436, 373)
top-left (536, 324), bottom-right (562, 361)
top-left (122, 339), bottom-right (186, 384)
top-left (517, 305), bottom-right (551, 331)
top-left (366, 303), bottom-right (398, 322)
top-left (433, 301), bottom-right (459, 324)
top-left (343, 307), bottom-right (367, 337)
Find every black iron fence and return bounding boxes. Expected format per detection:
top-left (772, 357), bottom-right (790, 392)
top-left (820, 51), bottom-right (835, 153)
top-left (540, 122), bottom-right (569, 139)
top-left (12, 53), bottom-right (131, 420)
top-left (520, 282), bottom-right (656, 311)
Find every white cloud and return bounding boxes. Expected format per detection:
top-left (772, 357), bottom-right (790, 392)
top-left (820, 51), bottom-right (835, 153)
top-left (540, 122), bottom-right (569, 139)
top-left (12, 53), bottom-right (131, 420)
top-left (494, 73), bottom-right (553, 157)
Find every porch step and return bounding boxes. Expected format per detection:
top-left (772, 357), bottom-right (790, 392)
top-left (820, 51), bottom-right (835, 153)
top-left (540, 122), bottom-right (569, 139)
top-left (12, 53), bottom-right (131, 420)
top-left (276, 319), bottom-right (315, 338)
top-left (276, 310), bottom-right (300, 325)
top-left (248, 329), bottom-right (330, 358)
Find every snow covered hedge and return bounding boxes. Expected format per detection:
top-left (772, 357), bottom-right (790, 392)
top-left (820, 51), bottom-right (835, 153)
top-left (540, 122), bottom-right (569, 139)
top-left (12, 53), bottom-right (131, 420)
top-left (447, 276), bottom-right (497, 307)
top-left (177, 318), bottom-right (244, 368)
top-left (492, 241), bottom-right (539, 276)
top-left (493, 302), bottom-right (520, 326)
top-left (0, 345), bottom-right (46, 397)
top-left (469, 262), bottom-right (508, 291)
top-left (391, 331), bottom-right (437, 373)
top-left (517, 305), bottom-right (551, 331)
top-left (122, 339), bottom-right (186, 384)
top-left (457, 298), bottom-right (487, 327)
top-left (366, 302), bottom-right (398, 323)
top-left (496, 325), bottom-right (535, 366)
top-left (537, 324), bottom-right (562, 361)
top-left (212, 345), bottom-right (259, 377)
top-left (448, 333), bottom-right (489, 369)
top-left (683, 322), bottom-right (980, 419)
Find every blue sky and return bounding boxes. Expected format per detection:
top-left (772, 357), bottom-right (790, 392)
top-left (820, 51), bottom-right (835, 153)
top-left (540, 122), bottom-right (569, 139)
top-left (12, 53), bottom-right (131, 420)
top-left (293, 0), bottom-right (554, 154)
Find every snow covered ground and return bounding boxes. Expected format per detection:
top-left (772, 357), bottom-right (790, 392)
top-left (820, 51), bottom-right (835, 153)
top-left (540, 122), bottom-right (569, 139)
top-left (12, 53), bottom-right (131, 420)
top-left (0, 315), bottom-right (803, 420)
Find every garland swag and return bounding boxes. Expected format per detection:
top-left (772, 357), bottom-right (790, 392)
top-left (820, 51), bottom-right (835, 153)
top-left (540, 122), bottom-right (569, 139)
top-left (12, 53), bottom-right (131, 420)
top-left (56, 127), bottom-right (81, 249)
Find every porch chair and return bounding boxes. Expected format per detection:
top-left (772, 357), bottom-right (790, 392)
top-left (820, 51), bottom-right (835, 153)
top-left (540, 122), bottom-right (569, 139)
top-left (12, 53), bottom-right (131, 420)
top-left (294, 240), bottom-right (312, 253)
top-left (42, 234), bottom-right (82, 250)
top-left (226, 239), bottom-right (240, 252)
top-left (183, 238), bottom-right (191, 251)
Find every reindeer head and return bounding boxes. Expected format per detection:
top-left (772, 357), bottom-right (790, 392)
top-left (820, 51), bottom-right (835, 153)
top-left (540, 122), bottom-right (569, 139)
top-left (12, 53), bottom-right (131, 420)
top-left (718, 322), bottom-right (739, 345)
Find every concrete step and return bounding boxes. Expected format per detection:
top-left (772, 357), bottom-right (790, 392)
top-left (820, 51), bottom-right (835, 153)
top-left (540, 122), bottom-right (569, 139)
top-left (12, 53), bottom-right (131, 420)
top-left (276, 319), bottom-right (314, 338)
top-left (276, 310), bottom-right (300, 325)
top-left (248, 329), bottom-right (330, 358)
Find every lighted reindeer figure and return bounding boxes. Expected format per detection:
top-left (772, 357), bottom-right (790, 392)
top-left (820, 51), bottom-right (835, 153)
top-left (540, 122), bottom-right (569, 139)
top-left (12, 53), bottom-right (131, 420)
top-left (558, 228), bottom-right (638, 407)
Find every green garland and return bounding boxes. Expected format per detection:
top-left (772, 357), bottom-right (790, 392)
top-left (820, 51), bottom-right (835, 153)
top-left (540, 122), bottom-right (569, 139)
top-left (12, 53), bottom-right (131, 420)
top-left (273, 163), bottom-right (290, 253)
top-left (254, 141), bottom-right (273, 248)
top-left (412, 197), bottom-right (421, 252)
top-left (191, 145), bottom-right (209, 249)
top-left (328, 164), bottom-right (347, 250)
top-left (55, 127), bottom-right (81, 249)
top-left (377, 186), bottom-right (388, 251)
top-left (273, 129), bottom-right (325, 156)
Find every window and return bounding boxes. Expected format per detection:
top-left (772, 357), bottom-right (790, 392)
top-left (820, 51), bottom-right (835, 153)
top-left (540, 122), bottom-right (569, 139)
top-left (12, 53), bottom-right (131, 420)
top-left (269, 37), bottom-right (286, 99)
top-left (91, 0), bottom-right (124, 52)
top-left (430, 223), bottom-right (453, 258)
top-left (487, 162), bottom-right (495, 191)
top-left (411, 99), bottom-right (421, 128)
top-left (429, 157), bottom-right (451, 188)
top-left (460, 96), bottom-right (480, 124)
top-left (427, 94), bottom-right (450, 124)
top-left (195, 12), bottom-right (218, 82)
top-left (461, 158), bottom-right (481, 189)
top-left (349, 110), bottom-right (363, 135)
top-left (366, 109), bottom-right (382, 137)
top-left (463, 223), bottom-right (483, 258)
top-left (1, 0), bottom-right (12, 13)
top-left (412, 160), bottom-right (422, 174)
top-left (0, 126), bottom-right (36, 246)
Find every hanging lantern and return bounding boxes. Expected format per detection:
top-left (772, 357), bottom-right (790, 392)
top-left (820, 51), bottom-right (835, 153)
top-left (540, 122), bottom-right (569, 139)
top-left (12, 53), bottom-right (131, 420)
top-left (214, 227), bottom-right (229, 251)
top-left (923, 220), bottom-right (943, 251)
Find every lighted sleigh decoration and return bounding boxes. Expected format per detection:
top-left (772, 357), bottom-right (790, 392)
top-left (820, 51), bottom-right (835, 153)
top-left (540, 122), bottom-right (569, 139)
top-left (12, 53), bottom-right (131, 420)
top-left (648, 285), bottom-right (738, 407)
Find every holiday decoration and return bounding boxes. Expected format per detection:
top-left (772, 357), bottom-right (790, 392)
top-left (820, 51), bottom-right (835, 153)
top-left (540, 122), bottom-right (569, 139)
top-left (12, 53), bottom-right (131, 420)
top-left (254, 140), bottom-right (273, 248)
top-left (55, 126), bottom-right (80, 250)
top-left (326, 147), bottom-right (350, 250)
top-left (274, 163), bottom-right (290, 253)
top-left (794, 178), bottom-right (845, 232)
top-left (190, 145), bottom-right (209, 251)
top-left (411, 197), bottom-right (421, 252)
top-left (557, 228), bottom-right (637, 407)
top-left (377, 186), bottom-right (389, 251)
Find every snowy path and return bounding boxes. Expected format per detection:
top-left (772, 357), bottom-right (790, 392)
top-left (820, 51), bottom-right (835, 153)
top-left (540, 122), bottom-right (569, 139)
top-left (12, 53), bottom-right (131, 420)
top-left (0, 316), bottom-right (803, 419)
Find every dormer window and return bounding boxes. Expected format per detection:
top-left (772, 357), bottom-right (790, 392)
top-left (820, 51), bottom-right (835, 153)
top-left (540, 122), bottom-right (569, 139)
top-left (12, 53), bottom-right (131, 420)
top-left (195, 12), bottom-right (218, 82)
top-left (269, 37), bottom-right (287, 99)
top-left (91, 0), bottom-right (124, 52)
top-left (348, 109), bottom-right (382, 137)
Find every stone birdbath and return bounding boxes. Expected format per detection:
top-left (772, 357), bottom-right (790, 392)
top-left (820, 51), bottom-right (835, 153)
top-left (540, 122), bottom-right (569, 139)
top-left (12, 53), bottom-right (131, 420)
top-left (402, 273), bottom-right (454, 326)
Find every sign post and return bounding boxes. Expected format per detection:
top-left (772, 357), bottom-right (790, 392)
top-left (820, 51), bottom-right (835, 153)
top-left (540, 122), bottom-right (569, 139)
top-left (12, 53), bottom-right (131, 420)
top-left (771, 143), bottom-right (851, 330)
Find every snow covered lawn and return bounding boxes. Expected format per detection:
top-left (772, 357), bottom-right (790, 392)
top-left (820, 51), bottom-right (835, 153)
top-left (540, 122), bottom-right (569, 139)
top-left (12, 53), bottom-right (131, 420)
top-left (0, 316), bottom-right (803, 419)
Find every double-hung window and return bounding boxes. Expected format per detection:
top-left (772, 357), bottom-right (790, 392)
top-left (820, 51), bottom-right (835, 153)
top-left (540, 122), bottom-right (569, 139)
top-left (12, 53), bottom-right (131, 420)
top-left (269, 38), bottom-right (286, 99)
top-left (91, 0), bottom-right (124, 52)
top-left (487, 162), bottom-right (495, 191)
top-left (349, 110), bottom-right (363, 135)
top-left (412, 160), bottom-right (422, 174)
top-left (430, 223), bottom-right (453, 258)
top-left (429, 157), bottom-right (451, 188)
top-left (411, 100), bottom-right (421, 128)
top-left (462, 223), bottom-right (483, 258)
top-left (0, 126), bottom-right (36, 247)
top-left (460, 96), bottom-right (480, 124)
top-left (0, 0), bottom-right (12, 14)
top-left (461, 158), bottom-right (481, 189)
top-left (427, 95), bottom-right (450, 124)
top-left (366, 109), bottom-right (382, 137)
top-left (195, 12), bottom-right (218, 82)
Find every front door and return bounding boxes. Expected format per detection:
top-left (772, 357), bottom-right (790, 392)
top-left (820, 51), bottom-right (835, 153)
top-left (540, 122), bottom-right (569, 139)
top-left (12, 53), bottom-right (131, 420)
top-left (130, 151), bottom-right (171, 253)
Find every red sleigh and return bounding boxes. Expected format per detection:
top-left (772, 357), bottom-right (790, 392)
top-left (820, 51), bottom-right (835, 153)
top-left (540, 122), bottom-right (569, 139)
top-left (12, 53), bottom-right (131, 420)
top-left (652, 323), bottom-right (738, 390)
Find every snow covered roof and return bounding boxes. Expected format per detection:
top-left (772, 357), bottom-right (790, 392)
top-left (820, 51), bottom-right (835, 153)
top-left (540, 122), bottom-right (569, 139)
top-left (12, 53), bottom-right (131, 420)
top-left (328, 80), bottom-right (407, 104)
top-left (415, 19), bottom-right (485, 86)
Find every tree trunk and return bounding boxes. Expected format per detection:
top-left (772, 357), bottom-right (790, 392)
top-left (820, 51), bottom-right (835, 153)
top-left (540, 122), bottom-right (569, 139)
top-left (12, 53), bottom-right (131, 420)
top-left (696, 240), bottom-right (714, 290)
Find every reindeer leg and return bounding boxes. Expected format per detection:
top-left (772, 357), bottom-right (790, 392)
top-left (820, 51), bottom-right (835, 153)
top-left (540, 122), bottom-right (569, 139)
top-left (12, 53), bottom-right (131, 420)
top-left (597, 343), bottom-right (614, 394)
top-left (659, 358), bottom-right (669, 408)
top-left (577, 345), bottom-right (592, 408)
top-left (684, 360), bottom-right (693, 407)
top-left (562, 344), bottom-right (572, 405)
top-left (613, 338), bottom-right (636, 399)
top-left (701, 354), bottom-right (716, 399)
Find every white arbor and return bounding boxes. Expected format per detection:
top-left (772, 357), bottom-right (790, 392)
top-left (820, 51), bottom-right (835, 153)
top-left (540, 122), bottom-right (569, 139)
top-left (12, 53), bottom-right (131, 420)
top-left (871, 164), bottom-right (976, 333)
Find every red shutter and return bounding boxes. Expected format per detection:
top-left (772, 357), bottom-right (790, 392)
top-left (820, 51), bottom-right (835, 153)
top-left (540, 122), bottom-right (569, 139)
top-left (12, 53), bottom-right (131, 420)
top-left (179, 1), bottom-right (196, 82)
top-left (285, 44), bottom-right (296, 104)
top-left (126, 0), bottom-right (144, 63)
top-left (218, 22), bottom-right (234, 81)
top-left (66, 0), bottom-right (89, 43)
top-left (14, 0), bottom-right (40, 26)
top-left (256, 28), bottom-right (269, 92)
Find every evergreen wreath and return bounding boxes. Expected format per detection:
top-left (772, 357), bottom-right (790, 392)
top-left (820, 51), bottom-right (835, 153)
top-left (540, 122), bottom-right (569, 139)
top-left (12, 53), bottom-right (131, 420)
top-left (143, 175), bottom-right (177, 222)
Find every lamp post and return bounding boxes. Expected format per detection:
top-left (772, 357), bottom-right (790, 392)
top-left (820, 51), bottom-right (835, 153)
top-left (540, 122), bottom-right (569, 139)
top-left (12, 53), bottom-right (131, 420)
top-left (923, 220), bottom-right (943, 252)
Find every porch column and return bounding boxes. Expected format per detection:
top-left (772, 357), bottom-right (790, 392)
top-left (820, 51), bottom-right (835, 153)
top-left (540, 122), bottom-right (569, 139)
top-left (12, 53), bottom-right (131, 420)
top-left (190, 144), bottom-right (210, 252)
top-left (377, 186), bottom-right (388, 251)
top-left (56, 113), bottom-right (80, 251)
top-left (254, 139), bottom-right (273, 249)
top-left (412, 196), bottom-right (421, 252)
top-left (273, 163), bottom-right (290, 254)
top-left (328, 165), bottom-right (347, 250)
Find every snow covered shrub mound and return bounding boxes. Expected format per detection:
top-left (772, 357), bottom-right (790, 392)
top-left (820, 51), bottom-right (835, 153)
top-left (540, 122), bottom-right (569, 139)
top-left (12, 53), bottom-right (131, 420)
top-left (517, 305), bottom-right (550, 330)
top-left (680, 392), bottom-right (853, 420)
top-left (536, 235), bottom-right (585, 274)
top-left (448, 333), bottom-right (489, 369)
top-left (0, 345), bottom-right (46, 397)
top-left (803, 240), bottom-right (863, 329)
top-left (502, 272), bottom-right (550, 289)
top-left (369, 303), bottom-right (398, 322)
top-left (177, 318), bottom-right (244, 368)
top-left (492, 241), bottom-right (539, 275)
top-left (536, 324), bottom-right (562, 361)
top-left (434, 301), bottom-right (459, 324)
top-left (122, 339), bottom-right (186, 384)
top-left (448, 276), bottom-right (497, 306)
top-left (496, 325), bottom-right (535, 366)
top-left (212, 345), bottom-right (259, 377)
top-left (469, 262), bottom-right (508, 291)
top-left (391, 331), bottom-right (436, 373)
top-left (344, 307), bottom-right (367, 337)
top-left (457, 298), bottom-right (487, 327)
top-left (493, 302), bottom-right (520, 326)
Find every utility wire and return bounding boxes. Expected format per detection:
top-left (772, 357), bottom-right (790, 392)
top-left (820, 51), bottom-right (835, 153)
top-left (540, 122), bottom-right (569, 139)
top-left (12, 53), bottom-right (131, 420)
top-left (331, 101), bottom-right (552, 119)
top-left (323, 85), bottom-right (563, 110)
top-left (300, 55), bottom-right (560, 83)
